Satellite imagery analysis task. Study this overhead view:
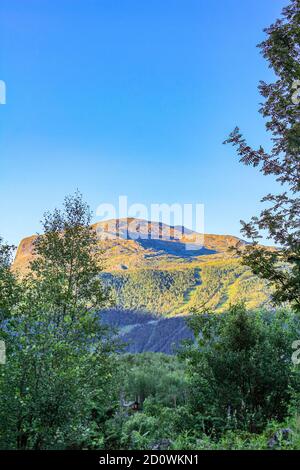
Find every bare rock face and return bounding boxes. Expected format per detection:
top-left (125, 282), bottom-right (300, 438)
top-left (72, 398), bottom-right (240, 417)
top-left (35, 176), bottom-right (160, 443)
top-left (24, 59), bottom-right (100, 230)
top-left (13, 218), bottom-right (246, 274)
top-left (13, 235), bottom-right (37, 273)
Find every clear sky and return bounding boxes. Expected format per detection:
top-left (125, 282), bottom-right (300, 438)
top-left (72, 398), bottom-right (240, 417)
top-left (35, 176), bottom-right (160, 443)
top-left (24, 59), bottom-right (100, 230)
top-left (0, 0), bottom-right (287, 246)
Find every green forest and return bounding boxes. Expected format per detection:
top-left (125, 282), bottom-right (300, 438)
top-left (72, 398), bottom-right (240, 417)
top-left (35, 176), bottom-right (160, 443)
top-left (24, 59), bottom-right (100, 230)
top-left (0, 0), bottom-right (299, 453)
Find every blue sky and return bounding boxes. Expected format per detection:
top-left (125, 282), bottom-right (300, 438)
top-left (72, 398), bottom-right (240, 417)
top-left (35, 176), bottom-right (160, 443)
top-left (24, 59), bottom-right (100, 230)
top-left (0, 0), bottom-right (287, 246)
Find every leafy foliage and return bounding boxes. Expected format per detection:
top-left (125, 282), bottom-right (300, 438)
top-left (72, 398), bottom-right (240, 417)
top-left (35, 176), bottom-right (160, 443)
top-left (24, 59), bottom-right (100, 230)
top-left (0, 237), bottom-right (19, 322)
top-left (225, 0), bottom-right (300, 312)
top-left (0, 193), bottom-right (119, 449)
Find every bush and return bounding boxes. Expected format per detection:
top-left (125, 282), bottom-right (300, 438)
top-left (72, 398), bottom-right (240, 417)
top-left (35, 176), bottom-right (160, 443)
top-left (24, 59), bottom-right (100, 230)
top-left (182, 305), bottom-right (300, 433)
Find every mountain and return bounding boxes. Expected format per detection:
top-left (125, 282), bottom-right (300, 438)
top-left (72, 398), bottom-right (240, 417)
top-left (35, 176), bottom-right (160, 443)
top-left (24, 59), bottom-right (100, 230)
top-left (101, 309), bottom-right (194, 354)
top-left (14, 218), bottom-right (247, 272)
top-left (13, 218), bottom-right (271, 319)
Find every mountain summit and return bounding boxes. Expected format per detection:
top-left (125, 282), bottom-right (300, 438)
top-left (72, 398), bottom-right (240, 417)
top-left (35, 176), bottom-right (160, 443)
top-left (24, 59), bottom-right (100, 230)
top-left (13, 218), bottom-right (247, 273)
